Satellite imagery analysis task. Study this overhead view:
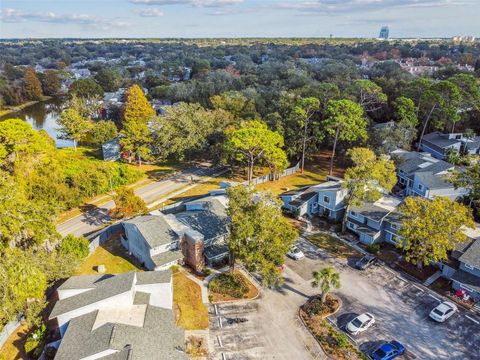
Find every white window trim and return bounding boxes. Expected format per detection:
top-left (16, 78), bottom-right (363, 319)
top-left (323, 196), bottom-right (330, 204)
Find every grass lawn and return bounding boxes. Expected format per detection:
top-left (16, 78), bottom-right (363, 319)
top-left (0, 323), bottom-right (29, 360)
top-left (256, 166), bottom-right (326, 195)
top-left (76, 234), bottom-right (142, 275)
top-left (172, 271), bottom-right (209, 330)
top-left (307, 233), bottom-right (360, 259)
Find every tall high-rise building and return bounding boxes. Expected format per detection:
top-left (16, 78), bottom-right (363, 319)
top-left (379, 26), bottom-right (389, 39)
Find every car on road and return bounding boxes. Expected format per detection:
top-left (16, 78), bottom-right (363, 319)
top-left (429, 301), bottom-right (458, 322)
top-left (355, 254), bottom-right (377, 270)
top-left (346, 313), bottom-right (375, 335)
top-left (287, 246), bottom-right (305, 260)
top-left (370, 340), bottom-right (405, 360)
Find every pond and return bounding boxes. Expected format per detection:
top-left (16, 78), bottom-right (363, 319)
top-left (0, 97), bottom-right (74, 148)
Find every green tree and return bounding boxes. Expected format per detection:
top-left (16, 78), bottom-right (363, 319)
top-left (311, 266), bottom-right (341, 304)
top-left (58, 108), bottom-right (93, 151)
top-left (58, 234), bottom-right (90, 261)
top-left (224, 120), bottom-right (287, 183)
top-left (110, 186), bottom-right (147, 219)
top-left (0, 248), bottom-right (48, 327)
top-left (393, 96), bottom-right (418, 127)
top-left (346, 79), bottom-right (387, 114)
top-left (70, 78), bottom-right (104, 99)
top-left (120, 85), bottom-right (155, 164)
top-left (292, 97), bottom-right (320, 173)
top-left (418, 80), bottom-right (462, 148)
top-left (323, 100), bottom-right (367, 175)
top-left (95, 68), bottom-right (122, 92)
top-left (86, 120), bottom-right (118, 145)
top-left (399, 197), bottom-right (474, 269)
top-left (342, 148), bottom-right (397, 233)
top-left (210, 91), bottom-right (257, 119)
top-left (226, 186), bottom-right (297, 287)
top-left (41, 70), bottom-right (61, 96)
top-left (450, 163), bottom-right (480, 212)
top-left (24, 67), bottom-right (43, 101)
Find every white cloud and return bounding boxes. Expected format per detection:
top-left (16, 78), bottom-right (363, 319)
top-left (129, 0), bottom-right (243, 7)
top-left (0, 8), bottom-right (130, 30)
top-left (276, 0), bottom-right (473, 14)
top-left (134, 8), bottom-right (165, 16)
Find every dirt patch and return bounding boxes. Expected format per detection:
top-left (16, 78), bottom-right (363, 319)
top-left (307, 233), bottom-right (360, 259)
top-left (396, 260), bottom-right (437, 282)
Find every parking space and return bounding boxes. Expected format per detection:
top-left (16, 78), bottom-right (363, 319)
top-left (286, 236), bottom-right (480, 360)
top-left (208, 302), bottom-right (269, 360)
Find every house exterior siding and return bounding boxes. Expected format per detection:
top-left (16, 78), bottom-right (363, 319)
top-left (122, 223), bottom-right (156, 270)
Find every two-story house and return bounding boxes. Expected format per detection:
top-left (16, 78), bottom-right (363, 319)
top-left (420, 131), bottom-right (480, 160)
top-left (451, 238), bottom-right (480, 301)
top-left (122, 195), bottom-right (230, 272)
top-left (391, 149), bottom-right (467, 201)
top-left (345, 195), bottom-right (402, 245)
top-left (419, 132), bottom-right (464, 160)
top-left (280, 177), bottom-right (348, 221)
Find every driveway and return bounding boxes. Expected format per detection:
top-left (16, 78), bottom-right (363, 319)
top-left (57, 163), bottom-right (223, 237)
top-left (285, 237), bottom-right (480, 360)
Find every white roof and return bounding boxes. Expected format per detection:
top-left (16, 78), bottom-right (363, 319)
top-left (461, 223), bottom-right (480, 239)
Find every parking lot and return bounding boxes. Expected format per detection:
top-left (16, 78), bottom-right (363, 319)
top-left (286, 236), bottom-right (480, 360)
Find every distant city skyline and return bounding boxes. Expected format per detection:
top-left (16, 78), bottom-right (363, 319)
top-left (1, 0), bottom-right (479, 39)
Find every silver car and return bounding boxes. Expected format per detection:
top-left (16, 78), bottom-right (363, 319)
top-left (346, 313), bottom-right (375, 335)
top-left (287, 246), bottom-right (305, 260)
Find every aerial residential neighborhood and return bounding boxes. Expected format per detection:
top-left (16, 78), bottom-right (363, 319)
top-left (2, 1), bottom-right (480, 360)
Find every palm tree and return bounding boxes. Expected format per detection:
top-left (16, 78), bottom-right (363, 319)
top-left (311, 267), bottom-right (341, 303)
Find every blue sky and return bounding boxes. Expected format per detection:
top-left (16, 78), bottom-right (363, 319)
top-left (0, 0), bottom-right (478, 38)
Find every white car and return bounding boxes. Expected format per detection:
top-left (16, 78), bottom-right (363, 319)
top-left (287, 246), bottom-right (305, 260)
top-left (429, 301), bottom-right (458, 322)
top-left (346, 313), bottom-right (375, 335)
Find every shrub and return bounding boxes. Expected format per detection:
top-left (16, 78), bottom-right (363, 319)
top-left (303, 298), bottom-right (324, 316)
top-left (334, 332), bottom-right (350, 349)
top-left (366, 243), bottom-right (380, 255)
top-left (203, 268), bottom-right (212, 276)
top-left (58, 234), bottom-right (90, 260)
top-left (185, 336), bottom-right (208, 357)
top-left (209, 272), bottom-right (249, 299)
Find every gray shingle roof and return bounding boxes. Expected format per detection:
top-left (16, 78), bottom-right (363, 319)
top-left (422, 132), bottom-right (462, 151)
top-left (55, 306), bottom-right (187, 360)
top-left (415, 172), bottom-right (453, 189)
top-left (57, 274), bottom-right (113, 291)
top-left (395, 151), bottom-right (453, 176)
top-left (136, 269), bottom-right (171, 285)
top-left (459, 238), bottom-right (480, 268)
top-left (176, 198), bottom-right (229, 241)
top-left (151, 249), bottom-right (183, 267)
top-left (350, 203), bottom-right (392, 222)
top-left (204, 242), bottom-right (229, 260)
top-left (124, 215), bottom-right (179, 248)
top-left (50, 272), bottom-right (136, 319)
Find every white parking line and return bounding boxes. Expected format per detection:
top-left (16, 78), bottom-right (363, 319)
top-left (383, 267), bottom-right (397, 276)
top-left (465, 314), bottom-right (480, 325)
top-left (428, 293), bottom-right (441, 302)
top-left (218, 317), bottom-right (223, 328)
top-left (412, 284), bottom-right (424, 293)
top-left (222, 353), bottom-right (226, 360)
top-left (217, 335), bottom-right (223, 347)
top-left (214, 304), bottom-right (219, 316)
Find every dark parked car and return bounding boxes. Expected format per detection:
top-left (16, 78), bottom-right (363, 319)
top-left (371, 340), bottom-right (405, 360)
top-left (355, 255), bottom-right (376, 270)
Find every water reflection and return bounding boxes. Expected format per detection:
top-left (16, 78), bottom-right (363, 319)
top-left (0, 97), bottom-right (74, 148)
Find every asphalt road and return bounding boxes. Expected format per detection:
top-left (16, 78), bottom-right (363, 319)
top-left (57, 163), bottom-right (222, 237)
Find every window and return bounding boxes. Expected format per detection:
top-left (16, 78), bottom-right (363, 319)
top-left (350, 211), bottom-right (357, 217)
top-left (399, 178), bottom-right (405, 185)
top-left (418, 184), bottom-right (424, 191)
top-left (323, 196), bottom-right (330, 204)
top-left (465, 263), bottom-right (476, 271)
top-left (391, 224), bottom-right (399, 230)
